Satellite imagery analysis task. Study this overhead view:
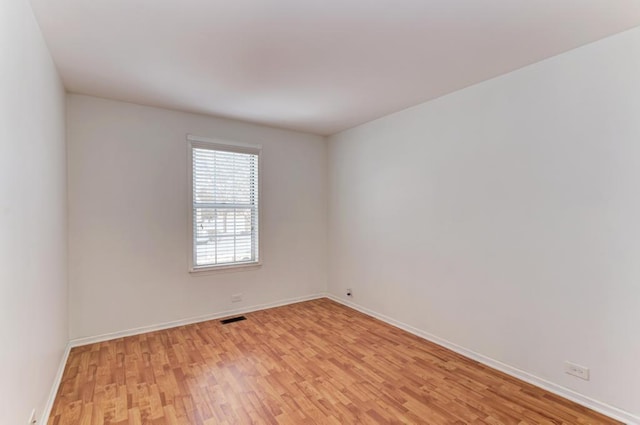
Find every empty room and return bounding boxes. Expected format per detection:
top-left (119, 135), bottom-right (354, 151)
top-left (2, 0), bottom-right (640, 424)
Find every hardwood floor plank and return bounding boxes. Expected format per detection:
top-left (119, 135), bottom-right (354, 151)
top-left (48, 299), bottom-right (620, 424)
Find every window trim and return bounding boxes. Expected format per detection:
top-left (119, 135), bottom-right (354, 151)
top-left (187, 134), bottom-right (262, 273)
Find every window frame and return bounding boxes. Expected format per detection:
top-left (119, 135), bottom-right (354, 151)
top-left (187, 134), bottom-right (262, 273)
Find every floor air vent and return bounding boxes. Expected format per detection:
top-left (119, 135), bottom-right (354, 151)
top-left (220, 316), bottom-right (247, 325)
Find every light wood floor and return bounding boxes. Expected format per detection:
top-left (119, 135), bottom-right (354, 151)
top-left (49, 298), bottom-right (620, 425)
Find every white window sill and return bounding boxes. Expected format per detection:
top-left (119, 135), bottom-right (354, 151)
top-left (189, 261), bottom-right (262, 275)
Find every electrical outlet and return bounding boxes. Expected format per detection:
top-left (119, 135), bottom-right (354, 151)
top-left (28, 409), bottom-right (36, 424)
top-left (231, 293), bottom-right (243, 303)
top-left (346, 288), bottom-right (352, 297)
top-left (565, 361), bottom-right (590, 380)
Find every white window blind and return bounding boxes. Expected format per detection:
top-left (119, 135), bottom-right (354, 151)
top-left (189, 136), bottom-right (260, 270)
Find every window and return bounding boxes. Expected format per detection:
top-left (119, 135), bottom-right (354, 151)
top-left (188, 135), bottom-right (261, 272)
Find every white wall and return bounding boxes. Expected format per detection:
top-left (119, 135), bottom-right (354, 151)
top-left (328, 27), bottom-right (640, 418)
top-left (0, 0), bottom-right (68, 423)
top-left (67, 95), bottom-right (327, 339)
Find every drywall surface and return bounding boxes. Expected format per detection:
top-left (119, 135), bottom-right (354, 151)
top-left (67, 95), bottom-right (327, 339)
top-left (328, 27), bottom-right (640, 417)
top-left (0, 0), bottom-right (68, 423)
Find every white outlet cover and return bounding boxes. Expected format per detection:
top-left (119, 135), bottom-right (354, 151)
top-left (564, 361), bottom-right (590, 380)
top-left (231, 293), bottom-right (243, 303)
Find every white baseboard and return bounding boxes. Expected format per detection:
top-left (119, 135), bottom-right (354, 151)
top-left (326, 294), bottom-right (639, 425)
top-left (68, 293), bottom-right (325, 347)
top-left (41, 342), bottom-right (71, 424)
